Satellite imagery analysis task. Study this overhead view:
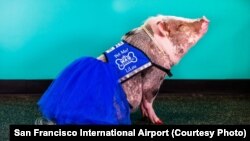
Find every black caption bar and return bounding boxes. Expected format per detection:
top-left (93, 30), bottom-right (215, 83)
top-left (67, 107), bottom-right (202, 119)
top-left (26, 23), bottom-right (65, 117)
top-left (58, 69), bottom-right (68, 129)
top-left (10, 125), bottom-right (249, 140)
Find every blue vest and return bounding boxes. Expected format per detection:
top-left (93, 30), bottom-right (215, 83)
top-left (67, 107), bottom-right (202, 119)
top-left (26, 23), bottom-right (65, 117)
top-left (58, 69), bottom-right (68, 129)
top-left (105, 41), bottom-right (152, 83)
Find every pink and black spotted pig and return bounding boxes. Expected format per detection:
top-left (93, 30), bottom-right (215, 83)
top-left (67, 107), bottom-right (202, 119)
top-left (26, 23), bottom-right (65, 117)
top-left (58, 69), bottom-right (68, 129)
top-left (98, 15), bottom-right (209, 124)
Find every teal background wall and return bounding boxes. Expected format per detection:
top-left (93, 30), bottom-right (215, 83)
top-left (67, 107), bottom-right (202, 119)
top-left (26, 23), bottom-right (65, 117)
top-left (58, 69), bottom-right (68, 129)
top-left (0, 0), bottom-right (249, 79)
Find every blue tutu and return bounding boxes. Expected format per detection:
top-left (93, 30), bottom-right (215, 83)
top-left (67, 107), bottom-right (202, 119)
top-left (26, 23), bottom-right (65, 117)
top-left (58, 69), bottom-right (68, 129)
top-left (38, 57), bottom-right (131, 125)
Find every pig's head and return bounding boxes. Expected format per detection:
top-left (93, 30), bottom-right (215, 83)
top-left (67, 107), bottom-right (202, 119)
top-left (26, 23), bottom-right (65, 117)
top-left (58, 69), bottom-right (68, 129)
top-left (142, 15), bottom-right (209, 64)
top-left (122, 15), bottom-right (209, 69)
top-left (118, 15), bottom-right (209, 112)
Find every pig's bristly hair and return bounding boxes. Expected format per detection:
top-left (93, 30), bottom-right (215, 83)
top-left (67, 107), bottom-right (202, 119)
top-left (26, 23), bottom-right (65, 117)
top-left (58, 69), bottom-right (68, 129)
top-left (141, 25), bottom-right (169, 59)
top-left (139, 25), bottom-right (173, 77)
top-left (141, 24), bottom-right (179, 66)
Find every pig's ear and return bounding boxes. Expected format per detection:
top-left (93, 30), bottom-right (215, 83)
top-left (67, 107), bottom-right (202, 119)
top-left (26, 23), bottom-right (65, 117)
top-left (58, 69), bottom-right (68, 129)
top-left (156, 21), bottom-right (169, 37)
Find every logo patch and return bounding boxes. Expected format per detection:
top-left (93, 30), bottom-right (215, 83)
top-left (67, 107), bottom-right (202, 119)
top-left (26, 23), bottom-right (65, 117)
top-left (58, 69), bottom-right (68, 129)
top-left (105, 41), bottom-right (152, 82)
top-left (115, 52), bottom-right (137, 70)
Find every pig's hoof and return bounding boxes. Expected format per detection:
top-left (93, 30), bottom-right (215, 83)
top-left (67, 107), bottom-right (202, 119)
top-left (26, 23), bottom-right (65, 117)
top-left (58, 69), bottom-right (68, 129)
top-left (155, 119), bottom-right (164, 125)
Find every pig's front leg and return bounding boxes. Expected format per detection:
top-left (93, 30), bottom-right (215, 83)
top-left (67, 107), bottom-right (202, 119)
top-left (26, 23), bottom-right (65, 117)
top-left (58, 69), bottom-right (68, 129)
top-left (141, 68), bottom-right (165, 124)
top-left (141, 91), bottom-right (163, 124)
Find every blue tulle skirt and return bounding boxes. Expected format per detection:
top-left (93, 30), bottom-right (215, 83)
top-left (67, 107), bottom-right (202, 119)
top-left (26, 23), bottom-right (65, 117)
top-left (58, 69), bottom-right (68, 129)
top-left (38, 57), bottom-right (131, 125)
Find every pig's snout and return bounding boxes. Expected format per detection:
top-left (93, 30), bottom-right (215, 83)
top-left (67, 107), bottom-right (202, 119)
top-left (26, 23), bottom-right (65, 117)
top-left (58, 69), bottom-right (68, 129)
top-left (201, 16), bottom-right (209, 23)
top-left (200, 16), bottom-right (209, 34)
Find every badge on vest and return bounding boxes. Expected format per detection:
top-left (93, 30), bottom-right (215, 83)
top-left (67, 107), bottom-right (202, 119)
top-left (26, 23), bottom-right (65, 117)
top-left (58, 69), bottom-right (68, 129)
top-left (105, 41), bottom-right (152, 83)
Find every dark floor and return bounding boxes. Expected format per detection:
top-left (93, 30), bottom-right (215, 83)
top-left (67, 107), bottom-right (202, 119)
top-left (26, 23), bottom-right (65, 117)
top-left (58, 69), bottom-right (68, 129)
top-left (1, 93), bottom-right (250, 140)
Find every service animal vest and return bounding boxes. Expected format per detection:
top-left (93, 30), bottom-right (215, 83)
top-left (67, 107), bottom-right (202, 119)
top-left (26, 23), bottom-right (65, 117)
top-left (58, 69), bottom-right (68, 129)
top-left (104, 41), bottom-right (172, 83)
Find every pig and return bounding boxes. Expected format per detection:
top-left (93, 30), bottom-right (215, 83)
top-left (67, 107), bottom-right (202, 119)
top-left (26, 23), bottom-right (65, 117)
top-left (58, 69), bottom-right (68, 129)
top-left (98, 15), bottom-right (209, 124)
